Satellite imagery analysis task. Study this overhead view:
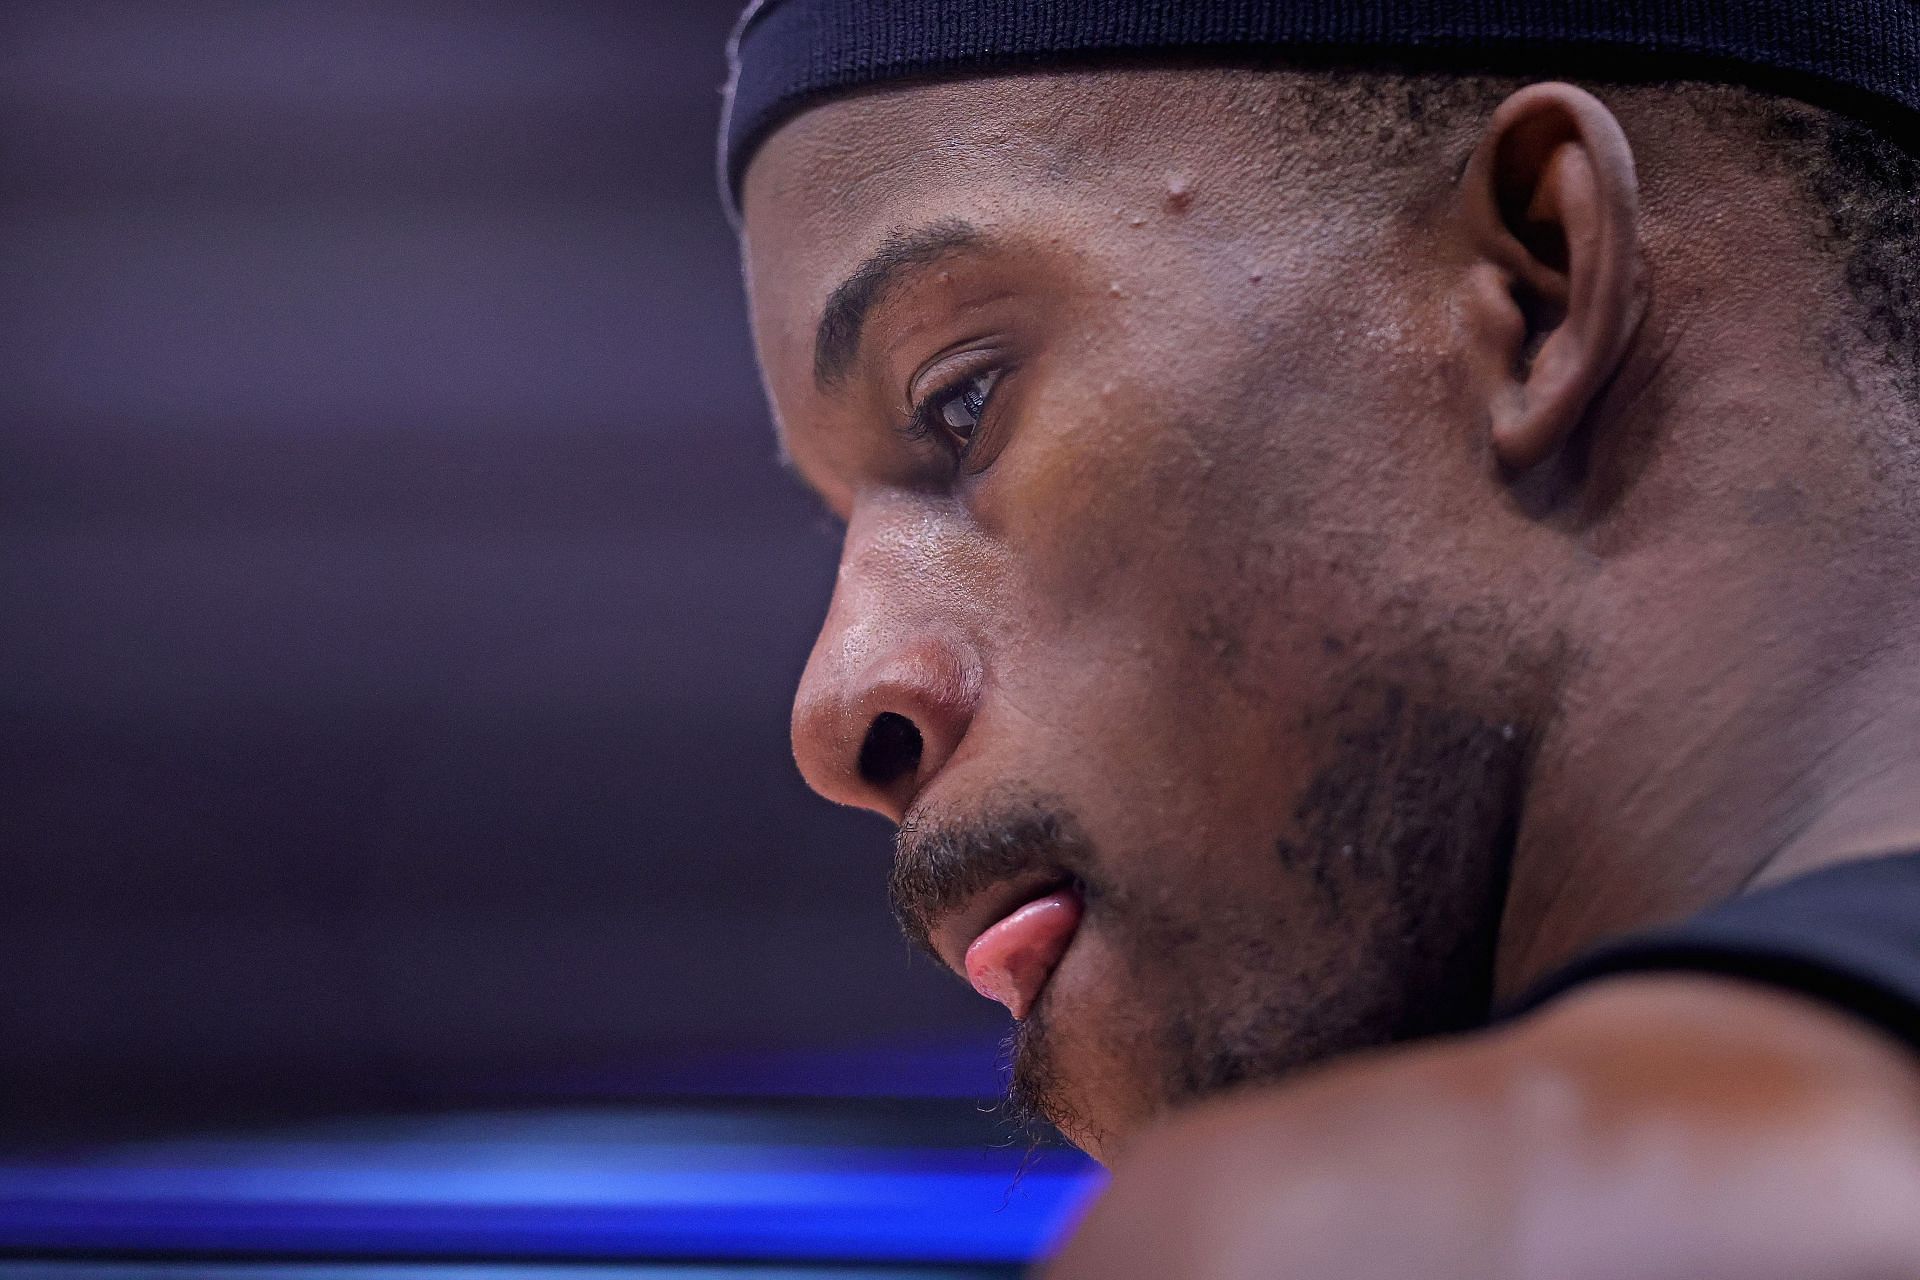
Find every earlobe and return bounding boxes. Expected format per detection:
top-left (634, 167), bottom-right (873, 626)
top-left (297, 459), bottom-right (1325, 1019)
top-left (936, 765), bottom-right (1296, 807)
top-left (1458, 83), bottom-right (1647, 472)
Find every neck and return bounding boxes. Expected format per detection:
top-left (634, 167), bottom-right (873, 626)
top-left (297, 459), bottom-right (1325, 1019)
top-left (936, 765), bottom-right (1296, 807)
top-left (1497, 591), bottom-right (1920, 997)
top-left (1492, 414), bottom-right (1920, 998)
top-left (1743, 645), bottom-right (1920, 890)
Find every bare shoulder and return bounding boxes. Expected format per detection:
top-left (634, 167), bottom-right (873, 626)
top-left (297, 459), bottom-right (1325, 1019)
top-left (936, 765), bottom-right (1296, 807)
top-left (1045, 975), bottom-right (1920, 1280)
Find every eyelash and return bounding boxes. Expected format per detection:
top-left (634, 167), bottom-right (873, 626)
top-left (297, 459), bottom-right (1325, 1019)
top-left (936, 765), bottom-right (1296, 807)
top-left (901, 366), bottom-right (1003, 459)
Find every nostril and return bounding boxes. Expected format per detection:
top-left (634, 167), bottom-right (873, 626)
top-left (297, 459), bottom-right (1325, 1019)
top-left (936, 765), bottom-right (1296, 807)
top-left (858, 711), bottom-right (923, 792)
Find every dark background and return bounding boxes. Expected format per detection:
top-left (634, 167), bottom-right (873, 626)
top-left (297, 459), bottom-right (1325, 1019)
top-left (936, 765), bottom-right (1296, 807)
top-left (0, 0), bottom-right (1004, 1137)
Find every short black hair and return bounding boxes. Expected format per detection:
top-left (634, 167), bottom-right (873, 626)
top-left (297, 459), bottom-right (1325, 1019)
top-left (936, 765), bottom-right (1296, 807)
top-left (1266, 68), bottom-right (1919, 405)
top-left (1770, 102), bottom-right (1919, 402)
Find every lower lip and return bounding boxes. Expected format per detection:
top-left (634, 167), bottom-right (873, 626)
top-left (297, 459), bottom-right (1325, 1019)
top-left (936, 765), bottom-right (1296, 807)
top-left (963, 887), bottom-right (1083, 1020)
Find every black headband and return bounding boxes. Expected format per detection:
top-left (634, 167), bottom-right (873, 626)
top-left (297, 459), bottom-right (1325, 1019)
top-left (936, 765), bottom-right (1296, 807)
top-left (721, 0), bottom-right (1920, 213)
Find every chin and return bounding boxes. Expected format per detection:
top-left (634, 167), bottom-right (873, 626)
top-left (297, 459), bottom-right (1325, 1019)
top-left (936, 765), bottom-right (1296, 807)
top-left (1008, 989), bottom-right (1185, 1168)
top-left (1039, 1070), bottom-right (1188, 1168)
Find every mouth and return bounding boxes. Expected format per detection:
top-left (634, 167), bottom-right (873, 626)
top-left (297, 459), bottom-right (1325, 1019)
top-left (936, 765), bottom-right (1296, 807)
top-left (930, 872), bottom-right (1084, 1020)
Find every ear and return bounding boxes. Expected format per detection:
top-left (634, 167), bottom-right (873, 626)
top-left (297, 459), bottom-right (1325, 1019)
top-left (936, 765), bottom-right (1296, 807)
top-left (1458, 83), bottom-right (1647, 472)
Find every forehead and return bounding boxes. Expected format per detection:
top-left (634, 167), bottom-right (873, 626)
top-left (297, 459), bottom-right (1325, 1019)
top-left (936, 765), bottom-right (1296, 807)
top-left (741, 69), bottom-right (1174, 258)
top-left (736, 68), bottom-right (1293, 434)
top-left (740, 74), bottom-right (1118, 376)
top-left (738, 64), bottom-right (1295, 211)
top-left (738, 77), bottom-right (1065, 403)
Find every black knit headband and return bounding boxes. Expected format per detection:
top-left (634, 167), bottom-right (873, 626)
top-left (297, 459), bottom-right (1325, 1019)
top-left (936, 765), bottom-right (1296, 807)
top-left (721, 0), bottom-right (1920, 213)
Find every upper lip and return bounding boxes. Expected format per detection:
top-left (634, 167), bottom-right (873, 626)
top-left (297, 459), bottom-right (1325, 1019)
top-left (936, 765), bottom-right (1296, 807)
top-left (926, 865), bottom-right (1074, 979)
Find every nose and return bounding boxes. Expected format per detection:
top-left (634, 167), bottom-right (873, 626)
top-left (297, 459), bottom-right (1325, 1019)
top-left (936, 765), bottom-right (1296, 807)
top-left (792, 630), bottom-right (979, 822)
top-left (791, 596), bottom-right (981, 824)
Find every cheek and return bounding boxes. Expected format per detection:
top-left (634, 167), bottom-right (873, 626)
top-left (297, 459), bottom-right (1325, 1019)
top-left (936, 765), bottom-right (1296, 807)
top-left (974, 365), bottom-right (1372, 827)
top-left (956, 242), bottom-right (1469, 846)
top-left (979, 251), bottom-right (1385, 622)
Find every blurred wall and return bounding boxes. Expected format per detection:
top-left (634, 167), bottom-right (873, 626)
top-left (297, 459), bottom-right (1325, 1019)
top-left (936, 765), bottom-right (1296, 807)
top-left (0, 1), bottom-right (1003, 1135)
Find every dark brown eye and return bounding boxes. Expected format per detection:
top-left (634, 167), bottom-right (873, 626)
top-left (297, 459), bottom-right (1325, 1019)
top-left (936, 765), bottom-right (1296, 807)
top-left (931, 369), bottom-right (1000, 443)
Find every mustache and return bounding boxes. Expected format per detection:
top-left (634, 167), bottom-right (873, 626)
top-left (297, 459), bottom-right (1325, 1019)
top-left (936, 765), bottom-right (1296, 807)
top-left (887, 801), bottom-right (1093, 961)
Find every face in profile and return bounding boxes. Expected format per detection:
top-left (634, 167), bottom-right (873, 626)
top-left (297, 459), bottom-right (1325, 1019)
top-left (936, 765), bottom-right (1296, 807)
top-left (740, 67), bottom-right (1543, 1162)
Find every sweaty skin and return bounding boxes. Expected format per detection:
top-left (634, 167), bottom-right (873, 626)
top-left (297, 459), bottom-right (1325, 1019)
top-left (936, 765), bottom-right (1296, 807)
top-left (738, 65), bottom-right (1920, 1276)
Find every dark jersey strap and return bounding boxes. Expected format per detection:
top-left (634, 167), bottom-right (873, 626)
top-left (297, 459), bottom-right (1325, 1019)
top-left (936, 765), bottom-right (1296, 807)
top-left (1505, 850), bottom-right (1920, 1053)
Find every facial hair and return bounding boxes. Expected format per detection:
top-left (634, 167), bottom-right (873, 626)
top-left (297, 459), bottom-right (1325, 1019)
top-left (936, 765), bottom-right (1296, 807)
top-left (888, 682), bottom-right (1524, 1148)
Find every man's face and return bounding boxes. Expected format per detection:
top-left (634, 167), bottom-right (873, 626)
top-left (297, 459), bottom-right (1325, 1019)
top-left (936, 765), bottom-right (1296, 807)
top-left (741, 68), bottom-right (1535, 1160)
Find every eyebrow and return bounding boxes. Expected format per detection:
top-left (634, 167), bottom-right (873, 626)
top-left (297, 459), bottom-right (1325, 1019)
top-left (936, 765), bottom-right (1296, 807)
top-left (813, 218), bottom-right (983, 390)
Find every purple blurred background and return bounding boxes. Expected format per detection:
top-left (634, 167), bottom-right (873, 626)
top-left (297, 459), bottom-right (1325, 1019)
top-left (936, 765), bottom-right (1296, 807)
top-left (0, 1), bottom-right (1003, 1138)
